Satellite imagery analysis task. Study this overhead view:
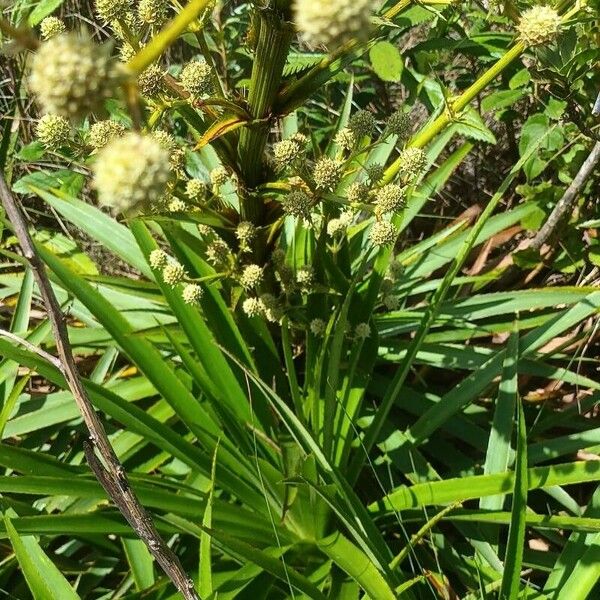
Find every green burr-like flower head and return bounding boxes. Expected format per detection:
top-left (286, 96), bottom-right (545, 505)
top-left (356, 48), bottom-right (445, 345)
top-left (369, 220), bottom-right (398, 246)
top-left (517, 6), bottom-right (561, 47)
top-left (29, 33), bottom-right (121, 121)
top-left (40, 17), bottom-right (66, 40)
top-left (93, 132), bottom-right (171, 213)
top-left (36, 114), bottom-right (71, 149)
top-left (88, 120), bottom-right (126, 149)
top-left (180, 60), bottom-right (213, 97)
top-left (314, 157), bottom-right (344, 191)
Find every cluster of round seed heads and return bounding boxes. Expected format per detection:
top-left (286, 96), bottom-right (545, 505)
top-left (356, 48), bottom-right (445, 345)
top-left (210, 166), bottom-right (229, 188)
top-left (314, 157), bottom-right (344, 191)
top-left (95, 0), bottom-right (132, 22)
top-left (93, 132), bottom-right (171, 213)
top-left (293, 0), bottom-right (373, 49)
top-left (334, 127), bottom-right (356, 151)
top-left (347, 181), bottom-right (370, 205)
top-left (310, 318), bottom-right (326, 336)
top-left (138, 0), bottom-right (169, 26)
top-left (369, 220), bottom-right (397, 246)
top-left (282, 189), bottom-right (312, 219)
top-left (182, 283), bottom-right (203, 305)
top-left (273, 137), bottom-right (305, 170)
top-left (384, 109), bottom-right (411, 140)
top-left (185, 179), bottom-right (207, 202)
top-left (398, 147), bottom-right (427, 180)
top-left (349, 110), bottom-right (376, 138)
top-left (180, 60), bottom-right (213, 97)
top-left (240, 264), bottom-right (263, 289)
top-left (206, 238), bottom-right (230, 266)
top-left (29, 33), bottom-right (121, 120)
top-left (88, 120), bottom-right (125, 149)
top-left (138, 64), bottom-right (165, 97)
top-left (40, 17), bottom-right (65, 40)
top-left (242, 297), bottom-right (263, 318)
top-left (517, 6), bottom-right (561, 47)
top-left (374, 184), bottom-right (406, 215)
top-left (149, 248), bottom-right (168, 269)
top-left (36, 114), bottom-right (71, 149)
top-left (162, 262), bottom-right (186, 286)
top-left (354, 322), bottom-right (370, 339)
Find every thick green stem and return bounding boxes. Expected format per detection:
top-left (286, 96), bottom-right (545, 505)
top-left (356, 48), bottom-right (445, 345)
top-left (237, 9), bottom-right (293, 221)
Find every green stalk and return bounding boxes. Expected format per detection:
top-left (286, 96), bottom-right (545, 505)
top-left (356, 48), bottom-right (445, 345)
top-left (237, 8), bottom-right (293, 220)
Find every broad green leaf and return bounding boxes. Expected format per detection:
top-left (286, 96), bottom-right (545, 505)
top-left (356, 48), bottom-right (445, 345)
top-left (369, 41), bottom-right (403, 82)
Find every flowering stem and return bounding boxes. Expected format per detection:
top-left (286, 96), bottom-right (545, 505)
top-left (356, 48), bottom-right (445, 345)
top-left (238, 8), bottom-right (293, 220)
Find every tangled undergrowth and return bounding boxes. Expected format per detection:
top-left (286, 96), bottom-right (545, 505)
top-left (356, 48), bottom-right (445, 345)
top-left (0, 0), bottom-right (599, 598)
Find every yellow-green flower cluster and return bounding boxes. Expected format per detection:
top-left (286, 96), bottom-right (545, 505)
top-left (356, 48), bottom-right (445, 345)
top-left (88, 120), bottom-right (126, 149)
top-left (36, 114), bottom-right (70, 149)
top-left (517, 6), bottom-right (561, 47)
top-left (180, 60), bottom-right (213, 97)
top-left (369, 220), bottom-right (397, 246)
top-left (40, 17), bottom-right (65, 40)
top-left (314, 157), bottom-right (344, 191)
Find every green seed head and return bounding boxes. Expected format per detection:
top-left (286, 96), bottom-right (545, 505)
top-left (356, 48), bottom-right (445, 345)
top-left (210, 166), bottom-right (229, 188)
top-left (29, 33), bottom-right (121, 120)
top-left (314, 157), bottom-right (344, 191)
top-left (310, 318), bottom-right (326, 336)
top-left (347, 181), bottom-right (370, 205)
top-left (95, 0), bottom-right (132, 22)
top-left (88, 119), bottom-right (125, 149)
top-left (398, 147), bottom-right (427, 180)
top-left (206, 238), bottom-right (230, 266)
top-left (282, 189), bottom-right (312, 219)
top-left (384, 109), bottom-right (411, 141)
top-left (180, 60), bottom-right (213, 97)
top-left (366, 163), bottom-right (385, 184)
top-left (369, 220), bottom-right (397, 246)
top-left (40, 17), bottom-right (66, 40)
top-left (241, 264), bottom-right (264, 290)
top-left (293, 0), bottom-right (373, 49)
top-left (162, 262), bottom-right (186, 286)
top-left (138, 64), bottom-right (165, 97)
top-left (236, 221), bottom-right (256, 245)
top-left (354, 322), bottom-right (370, 339)
top-left (349, 110), bottom-right (376, 138)
top-left (273, 138), bottom-right (303, 170)
top-left (517, 6), bottom-right (561, 47)
top-left (374, 184), bottom-right (406, 215)
top-left (182, 283), bottom-right (203, 305)
top-left (93, 132), bottom-right (171, 213)
top-left (36, 114), bottom-right (70, 149)
top-left (149, 248), bottom-right (169, 269)
top-left (185, 179), bottom-right (207, 202)
top-left (334, 127), bottom-right (356, 151)
top-left (138, 0), bottom-right (169, 26)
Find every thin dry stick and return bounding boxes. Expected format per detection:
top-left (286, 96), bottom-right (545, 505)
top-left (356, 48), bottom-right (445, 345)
top-left (0, 174), bottom-right (200, 600)
top-left (529, 140), bottom-right (600, 251)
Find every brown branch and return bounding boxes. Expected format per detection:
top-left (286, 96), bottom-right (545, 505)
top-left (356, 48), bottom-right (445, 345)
top-left (0, 174), bottom-right (199, 600)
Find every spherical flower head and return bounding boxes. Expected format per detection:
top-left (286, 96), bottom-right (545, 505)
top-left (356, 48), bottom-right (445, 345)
top-left (119, 42), bottom-right (136, 63)
top-left (273, 138), bottom-right (303, 170)
top-left (206, 238), bottom-right (230, 266)
top-left (182, 283), bottom-right (203, 305)
top-left (210, 166), bottom-right (229, 188)
top-left (260, 293), bottom-right (283, 323)
top-left (93, 132), bottom-right (171, 213)
top-left (242, 297), bottom-right (263, 318)
top-left (138, 0), bottom-right (169, 26)
top-left (36, 114), bottom-right (70, 149)
top-left (168, 198), bottom-right (187, 212)
top-left (314, 157), bottom-right (344, 191)
top-left (272, 248), bottom-right (286, 266)
top-left (354, 322), bottom-right (370, 339)
top-left (138, 64), bottom-right (165, 97)
top-left (327, 210), bottom-right (353, 237)
top-left (110, 11), bottom-right (141, 40)
top-left (517, 6), bottom-right (561, 47)
top-left (349, 110), bottom-right (376, 138)
top-left (310, 318), bottom-right (326, 336)
top-left (40, 17), bottom-right (66, 40)
top-left (149, 248), bottom-right (169, 269)
top-left (151, 130), bottom-right (176, 152)
top-left (383, 294), bottom-right (399, 310)
top-left (185, 179), bottom-right (207, 202)
top-left (366, 163), bottom-right (385, 184)
top-left (162, 262), bottom-right (186, 286)
top-left (398, 147), bottom-right (426, 180)
top-left (293, 0), bottom-right (373, 49)
top-left (347, 181), bottom-right (370, 205)
top-left (29, 33), bottom-right (121, 121)
top-left (241, 264), bottom-right (264, 290)
top-left (95, 0), bottom-right (132, 22)
top-left (180, 60), bottom-right (213, 97)
top-left (296, 265), bottom-right (314, 289)
top-left (374, 183), bottom-right (406, 215)
top-left (88, 119), bottom-right (125, 149)
top-left (282, 189), bottom-right (312, 219)
top-left (291, 132), bottom-right (308, 146)
top-left (236, 221), bottom-right (256, 244)
top-left (384, 109), bottom-right (411, 140)
top-left (334, 127), bottom-right (356, 151)
top-left (369, 220), bottom-right (397, 246)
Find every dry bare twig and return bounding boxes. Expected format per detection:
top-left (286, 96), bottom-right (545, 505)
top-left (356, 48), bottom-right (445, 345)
top-left (0, 173), bottom-right (200, 600)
